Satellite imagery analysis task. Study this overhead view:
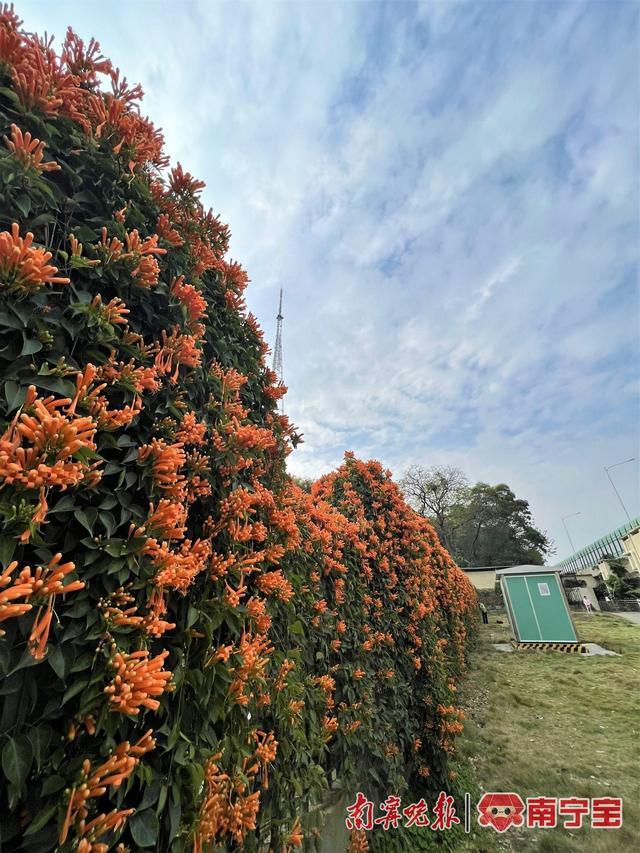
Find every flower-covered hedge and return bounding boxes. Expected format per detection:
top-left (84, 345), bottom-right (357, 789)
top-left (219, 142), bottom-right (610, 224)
top-left (0, 8), bottom-right (476, 852)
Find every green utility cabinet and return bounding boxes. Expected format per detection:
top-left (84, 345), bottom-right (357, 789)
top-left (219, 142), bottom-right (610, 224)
top-left (497, 566), bottom-right (578, 643)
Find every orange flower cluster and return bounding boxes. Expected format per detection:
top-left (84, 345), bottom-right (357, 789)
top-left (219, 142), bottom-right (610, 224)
top-left (0, 384), bottom-right (98, 490)
top-left (151, 162), bottom-right (230, 282)
top-left (246, 595), bottom-right (272, 633)
top-left (69, 233), bottom-right (100, 267)
top-left (3, 122), bottom-right (60, 171)
top-left (229, 632), bottom-right (273, 707)
top-left (60, 730), bottom-right (155, 848)
top-left (125, 228), bottom-right (166, 288)
top-left (104, 646), bottom-right (172, 714)
top-left (194, 750), bottom-right (261, 850)
top-left (155, 326), bottom-right (202, 382)
top-left (274, 657), bottom-right (296, 690)
top-left (288, 699), bottom-right (305, 718)
top-left (321, 714), bottom-right (339, 742)
top-left (313, 674), bottom-right (336, 709)
top-left (96, 353), bottom-right (162, 395)
top-left (94, 226), bottom-right (166, 287)
top-left (143, 537), bottom-right (212, 592)
top-left (0, 11), bottom-right (167, 167)
top-left (251, 729), bottom-right (278, 787)
top-left (136, 499), bottom-right (187, 540)
top-left (156, 213), bottom-right (184, 247)
top-left (101, 587), bottom-right (176, 638)
top-left (171, 275), bottom-right (207, 334)
top-left (255, 569), bottom-right (294, 602)
top-left (232, 422), bottom-right (277, 453)
top-left (89, 293), bottom-right (129, 326)
top-left (194, 727), bottom-right (279, 849)
top-left (347, 829), bottom-right (369, 852)
top-left (67, 362), bottom-right (143, 432)
top-left (138, 439), bottom-right (186, 497)
top-left (206, 643), bottom-right (233, 666)
top-left (285, 817), bottom-right (304, 850)
top-left (0, 554), bottom-right (83, 659)
top-left (175, 411), bottom-right (207, 446)
top-left (0, 223), bottom-right (69, 295)
top-left (0, 560), bottom-right (33, 628)
top-left (437, 704), bottom-right (466, 752)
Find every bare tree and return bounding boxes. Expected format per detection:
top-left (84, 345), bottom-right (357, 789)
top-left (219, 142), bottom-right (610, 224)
top-left (400, 465), bottom-right (468, 548)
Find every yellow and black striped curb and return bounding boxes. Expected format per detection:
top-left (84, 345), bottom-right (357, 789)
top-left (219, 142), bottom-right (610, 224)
top-left (511, 641), bottom-right (587, 654)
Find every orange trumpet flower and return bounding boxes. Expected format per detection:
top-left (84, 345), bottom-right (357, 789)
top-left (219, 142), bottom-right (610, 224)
top-left (3, 123), bottom-right (60, 172)
top-left (0, 223), bottom-right (70, 295)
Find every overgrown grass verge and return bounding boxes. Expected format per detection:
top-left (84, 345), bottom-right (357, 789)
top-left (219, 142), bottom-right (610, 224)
top-left (455, 611), bottom-right (639, 852)
top-left (373, 611), bottom-right (639, 852)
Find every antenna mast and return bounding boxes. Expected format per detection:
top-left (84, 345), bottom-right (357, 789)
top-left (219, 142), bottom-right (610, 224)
top-left (272, 288), bottom-right (284, 411)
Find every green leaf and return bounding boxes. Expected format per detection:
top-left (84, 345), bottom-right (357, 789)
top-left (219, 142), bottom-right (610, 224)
top-left (21, 337), bottom-right (43, 356)
top-left (0, 85), bottom-right (21, 105)
top-left (104, 539), bottom-right (124, 557)
top-left (61, 674), bottom-right (90, 705)
top-left (23, 803), bottom-right (57, 836)
top-left (74, 508), bottom-right (97, 535)
top-left (186, 605), bottom-right (199, 628)
top-left (138, 780), bottom-right (161, 811)
top-left (28, 726), bottom-right (51, 772)
top-left (7, 650), bottom-right (42, 676)
top-left (0, 312), bottom-right (25, 330)
top-left (47, 644), bottom-right (69, 679)
top-left (99, 510), bottom-right (117, 537)
top-left (168, 787), bottom-right (181, 841)
top-left (33, 376), bottom-right (76, 397)
top-left (40, 774), bottom-right (65, 795)
top-left (0, 537), bottom-right (17, 570)
top-left (156, 784), bottom-right (168, 815)
top-left (2, 735), bottom-right (33, 787)
top-left (48, 495), bottom-right (76, 515)
top-left (99, 494), bottom-right (118, 510)
top-left (4, 379), bottom-right (25, 412)
top-left (14, 193), bottom-right (31, 217)
top-left (129, 809), bottom-right (159, 847)
top-left (28, 213), bottom-right (57, 229)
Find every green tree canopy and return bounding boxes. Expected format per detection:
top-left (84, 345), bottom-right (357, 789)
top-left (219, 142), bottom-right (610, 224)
top-left (401, 468), bottom-right (552, 568)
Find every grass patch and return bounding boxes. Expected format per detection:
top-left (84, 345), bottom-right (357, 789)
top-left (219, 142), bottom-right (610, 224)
top-left (453, 611), bottom-right (640, 852)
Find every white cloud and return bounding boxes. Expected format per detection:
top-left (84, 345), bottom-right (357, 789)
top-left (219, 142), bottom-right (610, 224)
top-left (20, 0), bottom-right (640, 557)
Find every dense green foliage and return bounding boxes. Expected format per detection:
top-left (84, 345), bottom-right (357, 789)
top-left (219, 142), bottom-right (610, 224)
top-left (0, 10), bottom-right (476, 853)
top-left (401, 466), bottom-right (551, 567)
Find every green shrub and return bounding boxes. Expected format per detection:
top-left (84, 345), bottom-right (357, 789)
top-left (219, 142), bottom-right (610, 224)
top-left (0, 10), bottom-right (476, 852)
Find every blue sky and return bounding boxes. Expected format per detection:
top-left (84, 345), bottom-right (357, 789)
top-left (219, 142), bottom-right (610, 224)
top-left (21, 0), bottom-right (639, 559)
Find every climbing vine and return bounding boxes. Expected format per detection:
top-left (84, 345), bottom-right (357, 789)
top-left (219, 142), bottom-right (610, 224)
top-left (0, 7), bottom-right (476, 852)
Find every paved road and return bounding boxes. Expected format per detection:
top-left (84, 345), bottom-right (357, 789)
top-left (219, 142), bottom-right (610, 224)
top-left (609, 611), bottom-right (640, 625)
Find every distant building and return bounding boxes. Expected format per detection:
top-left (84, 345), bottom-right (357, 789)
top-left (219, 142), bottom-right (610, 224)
top-left (557, 516), bottom-right (640, 576)
top-left (620, 525), bottom-right (640, 574)
top-left (460, 567), bottom-right (502, 590)
top-left (557, 517), bottom-right (640, 608)
top-left (563, 566), bottom-right (602, 610)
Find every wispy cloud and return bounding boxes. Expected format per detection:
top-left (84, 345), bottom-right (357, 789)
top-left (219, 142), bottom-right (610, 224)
top-left (21, 0), bottom-right (640, 556)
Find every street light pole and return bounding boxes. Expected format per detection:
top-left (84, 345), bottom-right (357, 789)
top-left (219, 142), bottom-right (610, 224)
top-left (604, 458), bottom-right (636, 524)
top-left (604, 458), bottom-right (640, 574)
top-left (561, 511), bottom-right (581, 555)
